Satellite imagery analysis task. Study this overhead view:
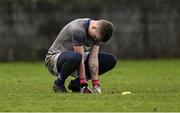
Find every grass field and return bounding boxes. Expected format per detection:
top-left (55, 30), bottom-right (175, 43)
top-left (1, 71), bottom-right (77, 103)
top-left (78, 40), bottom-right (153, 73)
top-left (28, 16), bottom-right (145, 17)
top-left (0, 59), bottom-right (180, 112)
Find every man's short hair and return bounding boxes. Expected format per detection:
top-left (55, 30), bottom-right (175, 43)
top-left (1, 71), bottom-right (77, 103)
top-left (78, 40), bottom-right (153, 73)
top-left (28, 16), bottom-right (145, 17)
top-left (98, 20), bottom-right (114, 42)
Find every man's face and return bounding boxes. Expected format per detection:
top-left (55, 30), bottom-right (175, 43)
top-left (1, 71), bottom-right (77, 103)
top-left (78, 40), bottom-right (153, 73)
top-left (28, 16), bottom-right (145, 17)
top-left (91, 26), bottom-right (101, 41)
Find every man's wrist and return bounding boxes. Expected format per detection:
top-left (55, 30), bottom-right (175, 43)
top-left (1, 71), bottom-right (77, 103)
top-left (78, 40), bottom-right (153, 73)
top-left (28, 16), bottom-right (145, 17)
top-left (92, 79), bottom-right (100, 86)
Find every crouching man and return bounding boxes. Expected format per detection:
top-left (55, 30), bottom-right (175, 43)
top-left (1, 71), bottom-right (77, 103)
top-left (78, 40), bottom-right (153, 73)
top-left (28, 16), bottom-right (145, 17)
top-left (45, 18), bottom-right (117, 94)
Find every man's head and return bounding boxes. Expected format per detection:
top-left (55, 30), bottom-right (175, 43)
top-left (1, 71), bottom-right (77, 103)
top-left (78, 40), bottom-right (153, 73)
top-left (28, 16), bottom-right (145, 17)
top-left (88, 19), bottom-right (114, 42)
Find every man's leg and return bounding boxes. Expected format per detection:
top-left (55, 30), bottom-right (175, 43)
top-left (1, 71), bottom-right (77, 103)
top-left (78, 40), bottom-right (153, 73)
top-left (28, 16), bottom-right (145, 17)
top-left (53, 51), bottom-right (82, 93)
top-left (68, 52), bottom-right (117, 92)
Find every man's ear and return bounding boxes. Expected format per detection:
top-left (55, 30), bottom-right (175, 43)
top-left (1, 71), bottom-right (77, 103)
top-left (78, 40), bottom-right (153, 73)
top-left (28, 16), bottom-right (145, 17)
top-left (92, 26), bottom-right (96, 30)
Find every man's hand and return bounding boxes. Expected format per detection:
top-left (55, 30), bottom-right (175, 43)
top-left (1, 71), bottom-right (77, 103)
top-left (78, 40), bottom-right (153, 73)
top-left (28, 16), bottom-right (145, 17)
top-left (92, 85), bottom-right (102, 93)
top-left (80, 86), bottom-right (93, 94)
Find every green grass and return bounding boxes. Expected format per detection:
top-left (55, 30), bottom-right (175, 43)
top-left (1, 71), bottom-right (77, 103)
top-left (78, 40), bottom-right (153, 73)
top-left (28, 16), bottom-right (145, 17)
top-left (0, 59), bottom-right (180, 112)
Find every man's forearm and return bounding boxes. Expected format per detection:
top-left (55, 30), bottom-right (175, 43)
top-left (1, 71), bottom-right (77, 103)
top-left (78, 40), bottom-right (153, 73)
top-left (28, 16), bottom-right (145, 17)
top-left (73, 46), bottom-right (87, 81)
top-left (79, 61), bottom-right (86, 79)
top-left (89, 45), bottom-right (99, 80)
top-left (89, 56), bottom-right (99, 80)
